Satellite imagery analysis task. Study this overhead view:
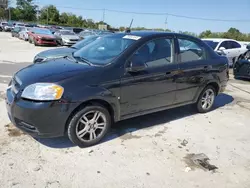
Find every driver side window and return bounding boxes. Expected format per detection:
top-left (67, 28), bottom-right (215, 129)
top-left (131, 37), bottom-right (174, 68)
top-left (178, 38), bottom-right (205, 63)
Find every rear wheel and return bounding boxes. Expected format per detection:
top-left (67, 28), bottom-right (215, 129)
top-left (67, 105), bottom-right (111, 147)
top-left (196, 86), bottom-right (216, 113)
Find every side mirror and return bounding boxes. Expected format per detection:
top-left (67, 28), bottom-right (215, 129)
top-left (218, 47), bottom-right (226, 51)
top-left (126, 59), bottom-right (146, 73)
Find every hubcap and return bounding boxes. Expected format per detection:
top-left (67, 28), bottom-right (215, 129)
top-left (201, 89), bottom-right (215, 110)
top-left (76, 111), bottom-right (106, 142)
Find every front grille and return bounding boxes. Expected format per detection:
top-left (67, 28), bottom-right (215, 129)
top-left (42, 38), bottom-right (55, 42)
top-left (69, 39), bottom-right (79, 41)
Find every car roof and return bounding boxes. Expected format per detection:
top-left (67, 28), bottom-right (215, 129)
top-left (202, 38), bottom-right (238, 42)
top-left (125, 30), bottom-right (174, 37)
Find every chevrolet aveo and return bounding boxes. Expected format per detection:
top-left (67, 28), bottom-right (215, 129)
top-left (5, 31), bottom-right (229, 147)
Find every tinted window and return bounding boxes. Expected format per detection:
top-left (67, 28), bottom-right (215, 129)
top-left (231, 41), bottom-right (241, 48)
top-left (203, 40), bottom-right (219, 50)
top-left (219, 41), bottom-right (230, 49)
top-left (132, 38), bottom-right (174, 68)
top-left (178, 38), bottom-right (205, 63)
top-left (33, 28), bottom-right (52, 35)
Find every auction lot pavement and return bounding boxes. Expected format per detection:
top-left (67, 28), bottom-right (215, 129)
top-left (0, 32), bottom-right (250, 188)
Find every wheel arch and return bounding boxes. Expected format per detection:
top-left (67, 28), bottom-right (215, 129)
top-left (64, 98), bottom-right (119, 134)
top-left (194, 81), bottom-right (220, 103)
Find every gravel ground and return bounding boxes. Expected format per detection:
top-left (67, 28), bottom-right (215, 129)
top-left (0, 32), bottom-right (250, 188)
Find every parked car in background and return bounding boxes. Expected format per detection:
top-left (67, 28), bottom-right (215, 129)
top-left (11, 26), bottom-right (24, 38)
top-left (33, 35), bottom-right (101, 63)
top-left (15, 22), bottom-right (25, 27)
top-left (63, 27), bottom-right (84, 34)
top-left (28, 28), bottom-right (57, 46)
top-left (233, 44), bottom-right (250, 80)
top-left (19, 27), bottom-right (32, 41)
top-left (54, 29), bottom-right (81, 46)
top-left (0, 22), bottom-right (8, 31)
top-left (78, 30), bottom-right (99, 39)
top-left (3, 23), bottom-right (14, 32)
top-left (202, 38), bottom-right (248, 67)
top-left (6, 31), bottom-right (229, 147)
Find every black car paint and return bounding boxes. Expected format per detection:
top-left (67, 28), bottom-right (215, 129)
top-left (234, 49), bottom-right (250, 79)
top-left (6, 31), bottom-right (229, 138)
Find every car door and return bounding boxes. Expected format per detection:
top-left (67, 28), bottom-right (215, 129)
top-left (219, 41), bottom-right (234, 65)
top-left (120, 36), bottom-right (179, 117)
top-left (174, 36), bottom-right (211, 104)
top-left (230, 41), bottom-right (245, 58)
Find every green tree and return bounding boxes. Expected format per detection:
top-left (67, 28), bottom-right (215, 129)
top-left (39, 5), bottom-right (59, 24)
top-left (16, 0), bottom-right (37, 21)
top-left (199, 30), bottom-right (212, 38)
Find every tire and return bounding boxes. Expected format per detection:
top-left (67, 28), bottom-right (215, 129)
top-left (196, 85), bottom-right (216, 113)
top-left (67, 104), bottom-right (111, 147)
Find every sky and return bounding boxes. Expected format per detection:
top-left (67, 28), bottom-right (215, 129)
top-left (13, 0), bottom-right (250, 34)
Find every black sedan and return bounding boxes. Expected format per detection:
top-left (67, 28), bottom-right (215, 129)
top-left (234, 44), bottom-right (250, 80)
top-left (5, 31), bottom-right (229, 147)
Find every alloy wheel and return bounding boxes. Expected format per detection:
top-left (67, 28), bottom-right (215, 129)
top-left (76, 110), bottom-right (107, 142)
top-left (201, 88), bottom-right (215, 110)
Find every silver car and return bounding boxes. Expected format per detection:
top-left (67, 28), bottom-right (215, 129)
top-left (19, 27), bottom-right (31, 41)
top-left (54, 30), bottom-right (80, 46)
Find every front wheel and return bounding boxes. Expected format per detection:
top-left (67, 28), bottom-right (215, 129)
top-left (196, 86), bottom-right (216, 113)
top-left (67, 105), bottom-right (111, 147)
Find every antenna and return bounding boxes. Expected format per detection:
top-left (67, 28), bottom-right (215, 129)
top-left (126, 19), bottom-right (133, 33)
top-left (164, 16), bottom-right (168, 31)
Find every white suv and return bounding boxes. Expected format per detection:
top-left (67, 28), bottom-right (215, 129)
top-left (202, 38), bottom-right (248, 67)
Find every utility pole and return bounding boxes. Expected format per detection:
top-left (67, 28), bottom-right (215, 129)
top-left (8, 7), bottom-right (11, 21)
top-left (47, 8), bottom-right (49, 25)
top-left (102, 9), bottom-right (105, 22)
top-left (164, 16), bottom-right (168, 31)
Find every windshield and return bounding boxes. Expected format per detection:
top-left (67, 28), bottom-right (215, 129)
top-left (73, 34), bottom-right (137, 65)
top-left (203, 40), bottom-right (219, 50)
top-left (60, 30), bottom-right (75, 35)
top-left (79, 31), bottom-right (97, 37)
top-left (72, 35), bottom-right (99, 49)
top-left (33, 28), bottom-right (52, 35)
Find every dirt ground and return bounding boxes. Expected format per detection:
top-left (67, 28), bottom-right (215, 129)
top-left (0, 32), bottom-right (250, 188)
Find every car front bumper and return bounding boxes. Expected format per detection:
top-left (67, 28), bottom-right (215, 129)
top-left (63, 40), bottom-right (79, 45)
top-left (5, 88), bottom-right (79, 138)
top-left (36, 39), bottom-right (57, 46)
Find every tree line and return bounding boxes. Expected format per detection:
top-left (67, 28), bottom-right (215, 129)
top-left (1, 0), bottom-right (250, 41)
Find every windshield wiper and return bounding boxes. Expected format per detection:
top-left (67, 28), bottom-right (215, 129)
top-left (78, 57), bottom-right (94, 66)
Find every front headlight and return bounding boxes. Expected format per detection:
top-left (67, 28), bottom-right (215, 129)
top-left (62, 38), bottom-right (69, 42)
top-left (21, 83), bottom-right (64, 101)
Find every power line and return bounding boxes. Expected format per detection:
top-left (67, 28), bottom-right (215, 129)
top-left (35, 3), bottom-right (250, 23)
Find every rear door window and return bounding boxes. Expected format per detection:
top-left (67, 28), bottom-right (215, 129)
top-left (178, 38), bottom-right (206, 63)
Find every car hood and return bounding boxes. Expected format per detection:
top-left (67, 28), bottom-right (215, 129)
top-left (15, 57), bottom-right (95, 87)
top-left (61, 35), bottom-right (80, 40)
top-left (36, 47), bottom-right (77, 59)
